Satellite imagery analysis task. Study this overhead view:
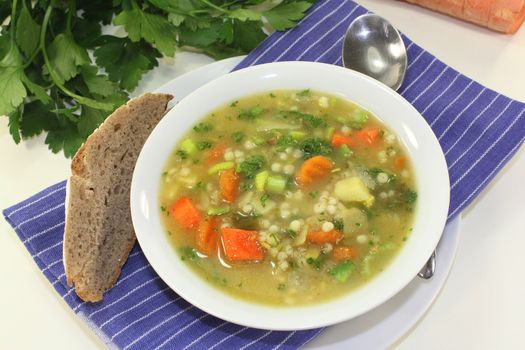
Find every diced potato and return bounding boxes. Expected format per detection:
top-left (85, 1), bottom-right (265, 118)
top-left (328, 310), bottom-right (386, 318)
top-left (334, 177), bottom-right (375, 207)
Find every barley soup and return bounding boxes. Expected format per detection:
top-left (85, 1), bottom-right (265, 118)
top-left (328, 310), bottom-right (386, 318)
top-left (159, 90), bottom-right (417, 306)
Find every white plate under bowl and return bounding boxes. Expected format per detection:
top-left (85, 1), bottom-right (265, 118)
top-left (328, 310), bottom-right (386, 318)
top-left (131, 61), bottom-right (450, 331)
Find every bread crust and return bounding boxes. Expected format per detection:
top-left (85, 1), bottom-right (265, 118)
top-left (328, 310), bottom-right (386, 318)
top-left (63, 93), bottom-right (172, 302)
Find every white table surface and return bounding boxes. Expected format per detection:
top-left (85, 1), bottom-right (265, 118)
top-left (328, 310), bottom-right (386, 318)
top-left (1, 1), bottom-right (524, 349)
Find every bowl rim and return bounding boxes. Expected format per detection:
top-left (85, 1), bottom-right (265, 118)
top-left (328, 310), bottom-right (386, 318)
top-left (130, 61), bottom-right (450, 330)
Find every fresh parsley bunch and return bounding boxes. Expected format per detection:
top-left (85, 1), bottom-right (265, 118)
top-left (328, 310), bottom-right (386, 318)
top-left (0, 0), bottom-right (313, 157)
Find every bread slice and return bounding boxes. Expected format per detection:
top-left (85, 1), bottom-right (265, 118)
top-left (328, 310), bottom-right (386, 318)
top-left (64, 93), bottom-right (173, 302)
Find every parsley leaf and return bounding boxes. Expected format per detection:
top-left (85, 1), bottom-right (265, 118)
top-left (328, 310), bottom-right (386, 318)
top-left (15, 5), bottom-right (40, 57)
top-left (7, 109), bottom-right (21, 144)
top-left (77, 106), bottom-right (106, 138)
top-left (94, 37), bottom-right (160, 91)
top-left (113, 4), bottom-right (177, 56)
top-left (20, 101), bottom-right (57, 138)
top-left (265, 2), bottom-right (313, 31)
top-left (45, 116), bottom-right (85, 158)
top-left (47, 33), bottom-right (90, 84)
top-left (0, 45), bottom-right (26, 116)
top-left (80, 65), bottom-right (117, 97)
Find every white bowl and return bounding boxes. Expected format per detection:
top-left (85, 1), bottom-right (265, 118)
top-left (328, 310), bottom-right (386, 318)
top-left (130, 61), bottom-right (450, 330)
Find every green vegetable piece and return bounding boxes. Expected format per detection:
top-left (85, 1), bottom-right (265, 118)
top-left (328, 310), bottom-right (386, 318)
top-left (339, 144), bottom-right (353, 157)
top-left (296, 89), bottom-right (310, 97)
top-left (289, 131), bottom-right (307, 140)
top-left (238, 155), bottom-right (266, 178)
top-left (207, 206), bottom-right (231, 216)
top-left (181, 139), bottom-right (198, 155)
top-left (251, 135), bottom-right (265, 145)
top-left (260, 193), bottom-right (269, 207)
top-left (179, 246), bottom-right (198, 261)
top-left (329, 261), bottom-right (354, 282)
top-left (193, 122), bottom-right (213, 133)
top-left (265, 175), bottom-right (286, 194)
top-left (176, 150), bottom-right (188, 159)
top-left (208, 161), bottom-right (235, 174)
top-left (332, 218), bottom-right (344, 231)
top-left (276, 134), bottom-right (297, 151)
top-left (251, 105), bottom-right (263, 116)
top-left (232, 131), bottom-right (244, 143)
top-left (325, 126), bottom-right (335, 140)
top-left (300, 138), bottom-right (333, 159)
top-left (196, 141), bottom-right (213, 150)
top-left (349, 110), bottom-right (369, 129)
top-left (255, 170), bottom-right (269, 192)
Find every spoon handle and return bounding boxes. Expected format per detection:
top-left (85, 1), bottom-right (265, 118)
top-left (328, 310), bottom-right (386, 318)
top-left (418, 251), bottom-right (436, 279)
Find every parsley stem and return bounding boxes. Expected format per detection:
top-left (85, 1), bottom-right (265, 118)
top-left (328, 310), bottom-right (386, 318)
top-left (199, 0), bottom-right (229, 14)
top-left (66, 0), bottom-right (76, 33)
top-left (40, 5), bottom-right (115, 112)
top-left (10, 0), bottom-right (18, 42)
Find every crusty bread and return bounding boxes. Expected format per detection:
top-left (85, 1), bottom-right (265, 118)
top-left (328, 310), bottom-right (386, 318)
top-left (64, 93), bottom-right (173, 302)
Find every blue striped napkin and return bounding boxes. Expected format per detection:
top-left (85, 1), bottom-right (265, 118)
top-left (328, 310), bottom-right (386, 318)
top-left (3, 0), bottom-right (524, 349)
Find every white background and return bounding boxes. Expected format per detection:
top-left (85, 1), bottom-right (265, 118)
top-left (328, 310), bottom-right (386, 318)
top-left (1, 0), bottom-right (524, 348)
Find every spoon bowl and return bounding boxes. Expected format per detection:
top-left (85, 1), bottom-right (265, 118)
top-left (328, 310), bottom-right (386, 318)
top-left (342, 14), bottom-right (407, 91)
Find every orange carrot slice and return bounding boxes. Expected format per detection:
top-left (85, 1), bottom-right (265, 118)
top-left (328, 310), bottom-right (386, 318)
top-left (196, 216), bottom-right (220, 256)
top-left (206, 143), bottom-right (227, 165)
top-left (355, 127), bottom-right (382, 147)
top-left (331, 133), bottom-right (356, 148)
top-left (306, 229), bottom-right (343, 245)
top-left (296, 155), bottom-right (333, 188)
top-left (393, 155), bottom-right (406, 170)
top-left (332, 246), bottom-right (359, 261)
top-left (170, 196), bottom-right (202, 231)
top-left (219, 168), bottom-right (240, 203)
top-left (221, 228), bottom-right (264, 261)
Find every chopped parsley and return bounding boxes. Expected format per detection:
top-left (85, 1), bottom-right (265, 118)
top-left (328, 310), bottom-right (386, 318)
top-left (196, 141), bottom-right (213, 150)
top-left (299, 138), bottom-right (333, 159)
top-left (332, 218), bottom-right (344, 231)
top-left (238, 105), bottom-right (263, 120)
top-left (260, 193), bottom-right (269, 207)
top-left (193, 122), bottom-right (213, 133)
top-left (276, 134), bottom-right (297, 151)
top-left (232, 131), bottom-right (245, 143)
top-left (296, 89), bottom-right (310, 97)
top-left (306, 256), bottom-right (323, 270)
top-left (175, 150), bottom-right (188, 159)
top-left (179, 247), bottom-right (198, 261)
top-left (238, 155), bottom-right (266, 179)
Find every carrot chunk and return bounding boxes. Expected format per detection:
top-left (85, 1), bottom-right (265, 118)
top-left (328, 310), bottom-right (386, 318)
top-left (355, 127), bottom-right (382, 147)
top-left (393, 155), bottom-right (406, 170)
top-left (219, 168), bottom-right (240, 203)
top-left (331, 133), bottom-right (356, 148)
top-left (332, 128), bottom-right (381, 148)
top-left (306, 229), bottom-right (343, 245)
top-left (296, 155), bottom-right (334, 188)
top-left (332, 246), bottom-right (359, 261)
top-left (206, 143), bottom-right (227, 165)
top-left (221, 228), bottom-right (264, 261)
top-left (196, 216), bottom-right (220, 256)
top-left (170, 196), bottom-right (202, 231)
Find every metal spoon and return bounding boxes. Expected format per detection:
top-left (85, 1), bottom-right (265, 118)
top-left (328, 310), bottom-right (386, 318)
top-left (342, 14), bottom-right (436, 279)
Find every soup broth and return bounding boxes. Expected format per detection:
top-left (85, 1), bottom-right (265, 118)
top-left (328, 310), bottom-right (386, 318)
top-left (159, 90), bottom-right (417, 306)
